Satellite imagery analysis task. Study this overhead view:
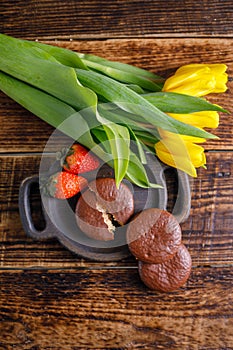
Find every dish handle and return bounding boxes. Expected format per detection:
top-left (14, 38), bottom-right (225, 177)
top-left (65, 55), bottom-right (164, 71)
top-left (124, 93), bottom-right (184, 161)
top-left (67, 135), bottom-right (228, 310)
top-left (18, 176), bottom-right (56, 239)
top-left (173, 169), bottom-right (191, 223)
top-left (147, 156), bottom-right (191, 223)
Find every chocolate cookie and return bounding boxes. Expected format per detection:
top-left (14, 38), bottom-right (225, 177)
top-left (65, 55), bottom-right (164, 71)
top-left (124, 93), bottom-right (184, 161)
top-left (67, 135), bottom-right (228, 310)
top-left (138, 244), bottom-right (192, 292)
top-left (75, 178), bottom-right (134, 241)
top-left (127, 208), bottom-right (182, 263)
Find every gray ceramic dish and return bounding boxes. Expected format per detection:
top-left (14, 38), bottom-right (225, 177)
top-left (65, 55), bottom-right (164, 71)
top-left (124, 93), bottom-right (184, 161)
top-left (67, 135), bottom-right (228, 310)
top-left (18, 156), bottom-right (191, 261)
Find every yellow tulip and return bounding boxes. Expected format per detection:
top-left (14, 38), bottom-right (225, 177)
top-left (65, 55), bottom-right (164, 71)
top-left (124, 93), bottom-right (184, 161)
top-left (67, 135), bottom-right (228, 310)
top-left (155, 130), bottom-right (206, 177)
top-left (168, 110), bottom-right (219, 129)
top-left (163, 63), bottom-right (228, 97)
top-left (154, 109), bottom-right (218, 176)
top-left (155, 64), bottom-right (227, 175)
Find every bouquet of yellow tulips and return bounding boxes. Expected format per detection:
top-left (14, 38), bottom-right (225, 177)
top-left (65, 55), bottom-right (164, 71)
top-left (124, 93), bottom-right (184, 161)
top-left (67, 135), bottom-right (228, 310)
top-left (156, 64), bottom-right (228, 177)
top-left (0, 34), bottom-right (228, 187)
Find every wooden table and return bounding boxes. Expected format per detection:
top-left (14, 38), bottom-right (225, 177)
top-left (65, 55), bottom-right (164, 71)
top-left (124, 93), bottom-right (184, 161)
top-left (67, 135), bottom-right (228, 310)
top-left (1, 1), bottom-right (233, 349)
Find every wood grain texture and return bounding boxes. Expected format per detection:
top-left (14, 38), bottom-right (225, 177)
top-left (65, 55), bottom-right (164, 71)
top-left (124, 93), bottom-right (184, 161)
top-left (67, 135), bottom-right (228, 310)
top-left (1, 0), bottom-right (233, 39)
top-left (0, 38), bottom-right (232, 153)
top-left (1, 2), bottom-right (233, 348)
top-left (0, 152), bottom-right (232, 268)
top-left (0, 267), bottom-right (232, 349)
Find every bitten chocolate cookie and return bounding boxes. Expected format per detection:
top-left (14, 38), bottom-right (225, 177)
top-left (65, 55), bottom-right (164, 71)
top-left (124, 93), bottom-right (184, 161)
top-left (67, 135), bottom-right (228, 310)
top-left (138, 244), bottom-right (192, 292)
top-left (127, 208), bottom-right (182, 263)
top-left (75, 178), bottom-right (134, 241)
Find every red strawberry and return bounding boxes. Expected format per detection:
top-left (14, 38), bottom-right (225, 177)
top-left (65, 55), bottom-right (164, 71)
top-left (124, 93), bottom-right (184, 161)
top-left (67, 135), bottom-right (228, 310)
top-left (62, 144), bottom-right (100, 174)
top-left (46, 172), bottom-right (88, 199)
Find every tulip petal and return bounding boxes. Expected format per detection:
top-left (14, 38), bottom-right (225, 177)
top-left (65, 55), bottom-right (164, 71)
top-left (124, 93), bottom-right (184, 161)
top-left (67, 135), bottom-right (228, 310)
top-left (155, 138), bottom-right (197, 177)
top-left (168, 110), bottom-right (219, 129)
top-left (163, 63), bottom-right (228, 97)
top-left (155, 130), bottom-right (207, 177)
top-left (158, 128), bottom-right (206, 144)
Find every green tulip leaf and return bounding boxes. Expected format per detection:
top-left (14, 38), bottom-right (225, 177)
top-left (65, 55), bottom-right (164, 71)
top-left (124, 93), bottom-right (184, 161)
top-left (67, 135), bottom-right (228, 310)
top-left (76, 69), bottom-right (218, 139)
top-left (144, 91), bottom-right (228, 113)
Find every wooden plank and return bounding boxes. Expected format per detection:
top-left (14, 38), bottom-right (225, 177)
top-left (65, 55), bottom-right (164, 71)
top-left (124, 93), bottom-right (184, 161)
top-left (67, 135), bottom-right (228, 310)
top-left (0, 152), bottom-right (232, 268)
top-left (1, 0), bottom-right (233, 39)
top-left (0, 38), bottom-right (232, 153)
top-left (0, 267), bottom-right (232, 349)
